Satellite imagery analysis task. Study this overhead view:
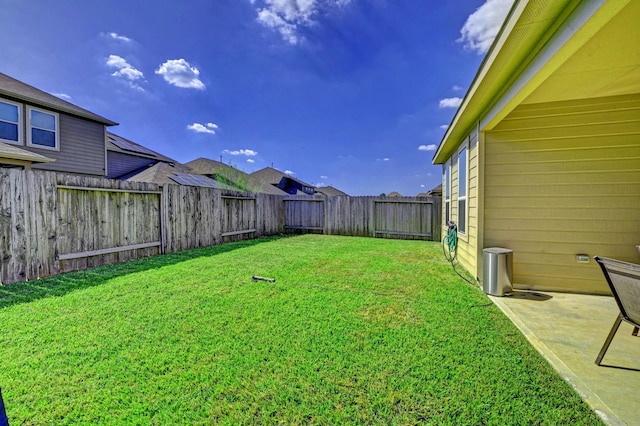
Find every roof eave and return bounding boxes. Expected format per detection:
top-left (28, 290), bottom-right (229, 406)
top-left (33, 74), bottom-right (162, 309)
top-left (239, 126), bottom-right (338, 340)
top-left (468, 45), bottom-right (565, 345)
top-left (432, 0), bottom-right (528, 164)
top-left (432, 0), bottom-right (583, 164)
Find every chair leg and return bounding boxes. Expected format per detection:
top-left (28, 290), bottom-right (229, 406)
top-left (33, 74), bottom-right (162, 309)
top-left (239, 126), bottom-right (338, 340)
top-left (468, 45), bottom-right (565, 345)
top-left (595, 313), bottom-right (623, 366)
top-left (633, 327), bottom-right (639, 337)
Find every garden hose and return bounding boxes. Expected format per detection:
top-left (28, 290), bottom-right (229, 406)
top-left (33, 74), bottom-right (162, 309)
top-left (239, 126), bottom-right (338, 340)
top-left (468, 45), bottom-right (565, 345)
top-left (442, 221), bottom-right (476, 286)
top-left (442, 221), bottom-right (458, 263)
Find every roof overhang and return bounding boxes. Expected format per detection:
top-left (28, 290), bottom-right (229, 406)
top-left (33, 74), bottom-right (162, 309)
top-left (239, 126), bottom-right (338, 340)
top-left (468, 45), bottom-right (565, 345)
top-left (0, 73), bottom-right (118, 126)
top-left (432, 0), bottom-right (637, 164)
top-left (0, 142), bottom-right (55, 164)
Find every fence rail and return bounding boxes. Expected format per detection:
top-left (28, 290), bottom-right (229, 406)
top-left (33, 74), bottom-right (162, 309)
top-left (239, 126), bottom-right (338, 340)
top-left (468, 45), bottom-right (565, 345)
top-left (0, 168), bottom-right (440, 284)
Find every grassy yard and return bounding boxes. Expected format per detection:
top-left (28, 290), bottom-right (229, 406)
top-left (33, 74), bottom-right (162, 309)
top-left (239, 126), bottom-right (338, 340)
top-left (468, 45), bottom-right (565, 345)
top-left (0, 235), bottom-right (601, 425)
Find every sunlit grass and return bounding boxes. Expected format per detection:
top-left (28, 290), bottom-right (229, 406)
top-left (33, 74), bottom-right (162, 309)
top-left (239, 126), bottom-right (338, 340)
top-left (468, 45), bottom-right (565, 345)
top-left (0, 235), bottom-right (601, 424)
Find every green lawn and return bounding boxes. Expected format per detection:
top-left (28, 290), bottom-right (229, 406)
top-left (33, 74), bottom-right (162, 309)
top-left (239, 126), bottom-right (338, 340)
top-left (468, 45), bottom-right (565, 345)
top-left (0, 235), bottom-right (602, 425)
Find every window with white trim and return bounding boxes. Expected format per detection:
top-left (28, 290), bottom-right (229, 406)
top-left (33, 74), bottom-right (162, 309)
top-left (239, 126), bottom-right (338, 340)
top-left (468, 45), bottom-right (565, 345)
top-left (0, 99), bottom-right (22, 144)
top-left (444, 160), bottom-right (451, 225)
top-left (27, 107), bottom-right (59, 150)
top-left (457, 143), bottom-right (468, 235)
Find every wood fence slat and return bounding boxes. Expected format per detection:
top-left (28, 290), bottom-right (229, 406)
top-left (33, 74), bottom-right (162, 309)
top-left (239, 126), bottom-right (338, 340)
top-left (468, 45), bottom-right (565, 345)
top-left (56, 185), bottom-right (162, 194)
top-left (59, 241), bottom-right (161, 260)
top-left (221, 229), bottom-right (257, 237)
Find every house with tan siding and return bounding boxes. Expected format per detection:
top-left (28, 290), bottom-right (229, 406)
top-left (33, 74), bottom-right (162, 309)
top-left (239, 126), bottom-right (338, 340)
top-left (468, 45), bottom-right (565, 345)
top-left (432, 0), bottom-right (640, 294)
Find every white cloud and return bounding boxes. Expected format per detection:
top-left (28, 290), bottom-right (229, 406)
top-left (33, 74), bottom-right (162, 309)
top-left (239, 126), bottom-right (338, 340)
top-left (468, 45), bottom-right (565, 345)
top-left (452, 85), bottom-right (463, 91)
top-left (257, 8), bottom-right (299, 45)
top-left (107, 32), bottom-right (132, 42)
top-left (254, 0), bottom-right (352, 45)
top-left (418, 144), bottom-right (437, 151)
top-left (420, 184), bottom-right (425, 188)
top-left (187, 122), bottom-right (218, 134)
top-left (106, 55), bottom-right (145, 90)
top-left (52, 93), bottom-right (71, 100)
top-left (439, 97), bottom-right (463, 108)
top-left (223, 149), bottom-right (258, 156)
top-left (458, 0), bottom-right (513, 54)
top-left (156, 59), bottom-right (205, 90)
top-left (247, 159), bottom-right (256, 163)
top-left (320, 175), bottom-right (328, 179)
top-left (439, 124), bottom-right (450, 130)
top-left (284, 170), bottom-right (295, 175)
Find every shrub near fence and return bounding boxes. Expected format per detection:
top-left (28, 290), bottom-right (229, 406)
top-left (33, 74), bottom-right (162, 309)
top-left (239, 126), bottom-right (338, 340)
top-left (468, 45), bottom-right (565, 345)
top-left (0, 168), bottom-right (440, 284)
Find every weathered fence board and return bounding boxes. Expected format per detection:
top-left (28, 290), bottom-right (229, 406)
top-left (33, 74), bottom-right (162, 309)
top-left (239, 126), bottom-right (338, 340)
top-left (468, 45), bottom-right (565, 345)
top-left (221, 192), bottom-right (256, 242)
top-left (374, 198), bottom-right (437, 240)
top-left (290, 195), bottom-right (441, 241)
top-left (325, 196), bottom-right (373, 236)
top-left (1, 169), bottom-right (26, 282)
top-left (1, 167), bottom-right (441, 284)
top-left (284, 196), bottom-right (325, 232)
top-left (56, 174), bottom-right (162, 273)
top-left (163, 185), bottom-right (221, 253)
top-left (255, 193), bottom-right (283, 236)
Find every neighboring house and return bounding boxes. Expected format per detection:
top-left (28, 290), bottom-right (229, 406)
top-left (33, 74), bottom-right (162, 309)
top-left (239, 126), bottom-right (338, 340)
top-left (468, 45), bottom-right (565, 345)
top-left (250, 167), bottom-right (316, 195)
top-left (124, 155), bottom-right (284, 192)
top-left (126, 161), bottom-right (237, 189)
top-left (185, 158), bottom-right (287, 195)
top-left (417, 184), bottom-right (442, 197)
top-left (432, 0), bottom-right (640, 294)
top-left (427, 184), bottom-right (442, 197)
top-left (0, 72), bottom-right (117, 176)
top-left (387, 192), bottom-right (402, 197)
top-left (184, 157), bottom-right (236, 179)
top-left (315, 186), bottom-right (348, 197)
top-left (107, 132), bottom-right (179, 179)
top-left (108, 140), bottom-right (240, 190)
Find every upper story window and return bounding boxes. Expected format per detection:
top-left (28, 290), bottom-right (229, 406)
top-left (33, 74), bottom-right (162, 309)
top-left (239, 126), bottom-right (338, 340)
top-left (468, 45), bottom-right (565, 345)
top-left (0, 99), bottom-right (21, 144)
top-left (458, 143), bottom-right (468, 235)
top-left (27, 107), bottom-right (59, 150)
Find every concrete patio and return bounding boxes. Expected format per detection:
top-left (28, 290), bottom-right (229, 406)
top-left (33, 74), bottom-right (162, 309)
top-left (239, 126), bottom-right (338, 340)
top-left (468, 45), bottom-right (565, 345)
top-left (491, 291), bottom-right (639, 426)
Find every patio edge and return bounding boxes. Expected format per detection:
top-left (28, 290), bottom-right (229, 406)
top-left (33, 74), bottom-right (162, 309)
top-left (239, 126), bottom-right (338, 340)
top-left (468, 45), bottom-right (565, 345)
top-left (489, 294), bottom-right (624, 426)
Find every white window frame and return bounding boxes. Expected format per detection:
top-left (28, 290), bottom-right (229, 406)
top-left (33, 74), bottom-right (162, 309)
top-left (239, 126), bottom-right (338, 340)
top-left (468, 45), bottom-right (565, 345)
top-left (26, 106), bottom-right (60, 151)
top-left (444, 160), bottom-right (451, 226)
top-left (0, 99), bottom-right (23, 145)
top-left (457, 142), bottom-right (468, 235)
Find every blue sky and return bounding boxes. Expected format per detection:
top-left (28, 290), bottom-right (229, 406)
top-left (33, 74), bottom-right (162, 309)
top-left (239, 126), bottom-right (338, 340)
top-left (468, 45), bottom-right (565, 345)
top-left (0, 0), bottom-right (512, 195)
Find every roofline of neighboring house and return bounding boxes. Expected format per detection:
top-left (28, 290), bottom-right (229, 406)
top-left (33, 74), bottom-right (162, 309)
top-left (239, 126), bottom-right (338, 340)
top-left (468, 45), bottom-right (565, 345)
top-left (0, 73), bottom-right (118, 127)
top-left (106, 131), bottom-right (178, 164)
top-left (251, 167), bottom-right (316, 189)
top-left (432, 0), bottom-right (620, 164)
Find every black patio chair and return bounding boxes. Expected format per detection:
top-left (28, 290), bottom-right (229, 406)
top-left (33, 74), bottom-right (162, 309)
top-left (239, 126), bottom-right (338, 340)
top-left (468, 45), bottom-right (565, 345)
top-left (593, 256), bottom-right (640, 366)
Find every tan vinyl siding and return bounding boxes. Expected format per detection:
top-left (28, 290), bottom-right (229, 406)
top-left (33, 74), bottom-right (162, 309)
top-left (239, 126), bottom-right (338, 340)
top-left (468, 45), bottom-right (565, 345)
top-left (442, 131), bottom-right (480, 279)
top-left (465, 132), bottom-right (479, 276)
top-left (31, 113), bottom-right (106, 176)
top-left (484, 94), bottom-right (640, 294)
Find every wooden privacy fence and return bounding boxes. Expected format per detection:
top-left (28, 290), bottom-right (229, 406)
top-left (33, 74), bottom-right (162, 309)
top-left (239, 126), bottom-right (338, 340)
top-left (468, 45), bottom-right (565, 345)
top-left (0, 168), bottom-right (440, 284)
top-left (284, 195), bottom-right (441, 240)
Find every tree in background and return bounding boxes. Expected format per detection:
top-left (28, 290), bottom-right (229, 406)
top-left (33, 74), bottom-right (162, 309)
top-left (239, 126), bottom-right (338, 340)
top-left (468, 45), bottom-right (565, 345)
top-left (210, 163), bottom-right (265, 193)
